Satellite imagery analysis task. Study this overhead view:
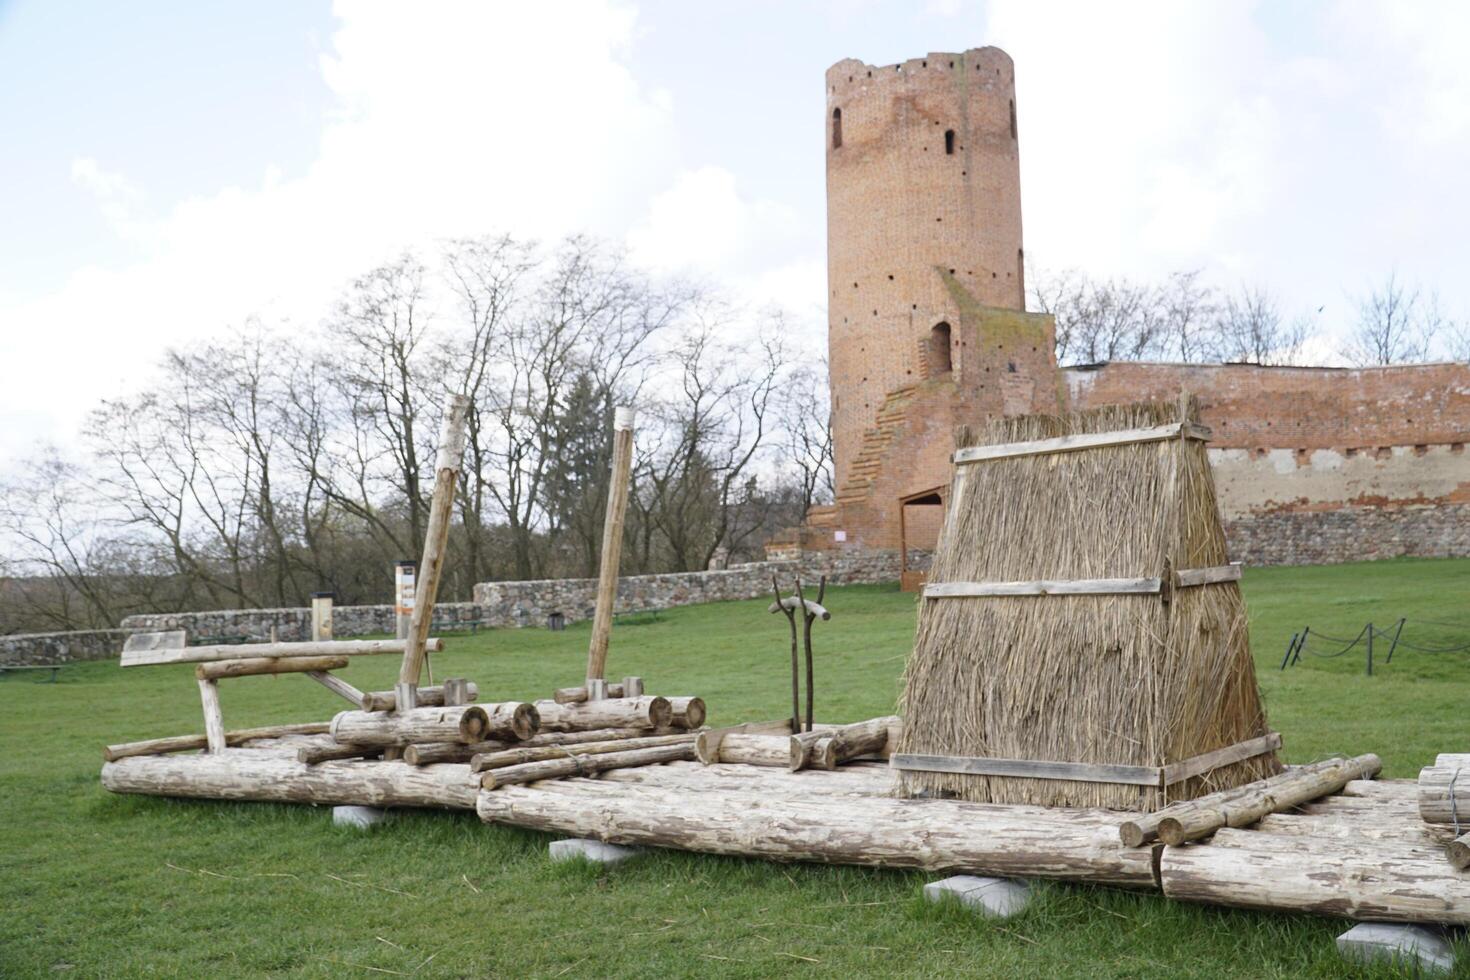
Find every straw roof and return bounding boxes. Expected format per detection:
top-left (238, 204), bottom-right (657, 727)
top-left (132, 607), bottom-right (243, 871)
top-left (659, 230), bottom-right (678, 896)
top-left (895, 396), bottom-right (1279, 811)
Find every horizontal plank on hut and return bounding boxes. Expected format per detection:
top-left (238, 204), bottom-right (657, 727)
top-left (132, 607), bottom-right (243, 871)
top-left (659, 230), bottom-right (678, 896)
top-left (952, 421), bottom-right (1212, 465)
top-left (924, 564), bottom-right (1242, 600)
top-left (894, 733), bottom-right (1282, 790)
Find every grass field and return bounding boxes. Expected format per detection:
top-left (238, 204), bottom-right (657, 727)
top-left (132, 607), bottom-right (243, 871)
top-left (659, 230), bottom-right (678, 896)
top-left (2, 557), bottom-right (1468, 978)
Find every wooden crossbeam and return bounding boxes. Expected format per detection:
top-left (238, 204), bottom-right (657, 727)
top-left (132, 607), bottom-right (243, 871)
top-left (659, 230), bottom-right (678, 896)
top-left (923, 564), bottom-right (1242, 600)
top-left (892, 731), bottom-right (1282, 789)
top-left (953, 421), bottom-right (1211, 465)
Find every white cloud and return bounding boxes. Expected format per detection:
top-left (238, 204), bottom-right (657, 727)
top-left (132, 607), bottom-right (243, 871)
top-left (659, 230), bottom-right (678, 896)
top-left (0, 0), bottom-right (686, 465)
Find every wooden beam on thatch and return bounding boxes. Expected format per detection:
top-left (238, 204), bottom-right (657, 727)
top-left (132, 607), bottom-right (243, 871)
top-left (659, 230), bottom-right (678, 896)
top-left (1174, 563), bottom-right (1243, 588)
top-left (895, 733), bottom-right (1284, 790)
top-left (952, 421), bottom-right (1211, 465)
top-left (924, 577), bottom-right (1162, 598)
top-left (924, 564), bottom-right (1244, 600)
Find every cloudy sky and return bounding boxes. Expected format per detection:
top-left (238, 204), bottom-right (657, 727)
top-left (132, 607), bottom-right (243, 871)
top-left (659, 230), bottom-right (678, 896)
top-left (2, 0), bottom-right (1467, 466)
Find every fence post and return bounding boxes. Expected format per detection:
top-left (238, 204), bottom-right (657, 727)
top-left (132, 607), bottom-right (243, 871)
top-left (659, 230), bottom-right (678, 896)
top-left (1280, 632), bottom-right (1299, 671)
top-left (1365, 621), bottom-right (1373, 676)
top-left (1385, 618), bottom-right (1406, 663)
top-left (394, 560), bottom-right (416, 640)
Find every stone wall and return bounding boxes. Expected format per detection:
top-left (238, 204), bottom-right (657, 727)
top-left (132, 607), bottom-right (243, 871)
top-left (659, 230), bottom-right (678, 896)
top-left (120, 602), bottom-right (486, 643)
top-left (0, 628), bottom-right (134, 667)
top-left (473, 551), bottom-right (904, 628)
top-left (1223, 504), bottom-right (1470, 567)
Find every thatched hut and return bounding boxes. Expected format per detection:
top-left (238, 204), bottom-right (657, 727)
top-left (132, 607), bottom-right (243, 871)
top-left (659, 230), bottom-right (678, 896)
top-left (893, 396), bottom-right (1281, 811)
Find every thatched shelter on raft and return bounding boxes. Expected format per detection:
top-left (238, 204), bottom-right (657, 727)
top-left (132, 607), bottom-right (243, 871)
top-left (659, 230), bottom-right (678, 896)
top-left (893, 396), bottom-right (1282, 811)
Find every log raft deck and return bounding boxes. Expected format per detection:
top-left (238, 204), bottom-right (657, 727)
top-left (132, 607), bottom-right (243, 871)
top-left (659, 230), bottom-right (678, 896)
top-left (101, 735), bottom-right (1470, 928)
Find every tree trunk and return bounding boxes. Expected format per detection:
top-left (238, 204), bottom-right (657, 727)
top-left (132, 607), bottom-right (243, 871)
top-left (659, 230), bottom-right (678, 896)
top-left (480, 742), bottom-right (696, 789)
top-left (359, 682), bottom-right (480, 712)
top-left (789, 716), bottom-right (898, 771)
top-left (403, 727), bottom-right (675, 766)
top-left (298, 743), bottom-right (383, 764)
top-left (476, 777), bottom-right (1155, 887)
top-left (1418, 765), bottom-right (1470, 824)
top-left (1120, 756), bottom-right (1380, 847)
top-left (666, 697), bottom-right (706, 730)
top-left (1160, 828), bottom-right (1470, 926)
top-left (102, 753), bottom-right (476, 809)
top-left (532, 697), bottom-right (671, 732)
top-left (1450, 833), bottom-right (1470, 871)
top-left (329, 704), bottom-right (502, 746)
top-left (102, 723), bottom-right (331, 762)
top-left (696, 732), bottom-right (789, 767)
top-left (553, 682), bottom-right (626, 704)
top-left (195, 655), bottom-right (349, 680)
top-left (1156, 754), bottom-right (1381, 846)
top-left (471, 733), bottom-right (696, 773)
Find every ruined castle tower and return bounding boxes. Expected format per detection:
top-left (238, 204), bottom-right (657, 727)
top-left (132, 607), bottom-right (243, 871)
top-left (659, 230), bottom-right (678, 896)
top-left (823, 48), bottom-right (1060, 550)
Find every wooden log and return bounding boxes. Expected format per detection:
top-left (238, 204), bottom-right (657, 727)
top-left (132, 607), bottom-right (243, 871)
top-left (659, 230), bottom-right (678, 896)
top-left (197, 678), bottom-right (225, 754)
top-left (1160, 828), bottom-right (1470, 926)
top-left (397, 393), bottom-right (471, 707)
top-left (359, 682), bottom-right (481, 713)
top-left (666, 696), bottom-right (706, 730)
top-left (441, 678), bottom-right (473, 706)
top-left (298, 743), bottom-right (383, 764)
top-left (1450, 833), bottom-right (1470, 871)
top-left (532, 697), bottom-right (671, 732)
top-left (790, 716), bottom-right (897, 771)
top-left (306, 670), bottom-right (366, 707)
top-left (122, 637), bottom-right (443, 668)
top-left (404, 727), bottom-right (673, 766)
top-left (1155, 754), bottom-right (1381, 846)
top-left (195, 655), bottom-right (349, 680)
top-left (480, 741), bottom-right (696, 789)
top-left (600, 760), bottom-right (896, 798)
top-left (476, 780), bottom-right (1157, 887)
top-left (470, 732), bottom-right (696, 773)
top-left (696, 732), bottom-right (789, 767)
top-left (1120, 757), bottom-right (1375, 847)
top-left (1339, 778), bottom-right (1420, 801)
top-left (552, 682), bottom-right (627, 705)
top-left (102, 753), bottom-right (477, 809)
top-left (103, 723), bottom-right (331, 761)
top-left (310, 592), bottom-right (334, 641)
top-left (585, 406), bottom-right (636, 684)
top-left (1435, 753), bottom-right (1470, 768)
top-left (1417, 765), bottom-right (1470, 824)
top-left (329, 704), bottom-right (498, 746)
top-left (621, 676), bottom-right (644, 698)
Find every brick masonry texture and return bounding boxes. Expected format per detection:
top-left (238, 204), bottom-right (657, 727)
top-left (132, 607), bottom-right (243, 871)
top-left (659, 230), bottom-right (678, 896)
top-left (818, 46), bottom-right (1470, 567)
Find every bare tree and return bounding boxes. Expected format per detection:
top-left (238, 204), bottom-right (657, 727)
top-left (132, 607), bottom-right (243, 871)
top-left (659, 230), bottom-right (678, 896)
top-left (777, 359), bottom-right (834, 515)
top-left (1212, 285), bottom-right (1305, 365)
top-left (1158, 270), bottom-right (1217, 363)
top-left (1343, 273), bottom-right (1438, 366)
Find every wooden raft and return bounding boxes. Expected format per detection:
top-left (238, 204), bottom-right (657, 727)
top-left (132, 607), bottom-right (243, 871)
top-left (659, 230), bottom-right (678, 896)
top-left (99, 739), bottom-right (1470, 926)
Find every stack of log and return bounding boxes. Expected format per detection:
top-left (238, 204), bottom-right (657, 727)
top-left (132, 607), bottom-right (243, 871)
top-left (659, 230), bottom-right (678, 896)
top-left (1419, 753), bottom-right (1470, 870)
top-left (691, 716), bottom-right (902, 770)
top-left (1118, 754), bottom-right (1382, 847)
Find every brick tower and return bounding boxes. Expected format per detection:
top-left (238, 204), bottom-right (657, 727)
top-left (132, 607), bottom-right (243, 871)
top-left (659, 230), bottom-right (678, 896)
top-left (820, 47), bottom-right (1060, 553)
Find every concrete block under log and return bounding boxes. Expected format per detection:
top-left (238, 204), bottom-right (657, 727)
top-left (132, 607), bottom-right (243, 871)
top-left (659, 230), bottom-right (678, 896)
top-left (1336, 923), bottom-right (1455, 975)
top-left (333, 805), bottom-right (391, 830)
top-left (922, 876), bottom-right (1032, 918)
top-left (549, 839), bottom-right (642, 866)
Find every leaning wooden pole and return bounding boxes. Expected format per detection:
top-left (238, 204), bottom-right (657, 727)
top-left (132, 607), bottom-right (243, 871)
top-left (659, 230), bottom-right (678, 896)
top-left (396, 393), bottom-right (472, 711)
top-left (584, 405), bottom-right (636, 690)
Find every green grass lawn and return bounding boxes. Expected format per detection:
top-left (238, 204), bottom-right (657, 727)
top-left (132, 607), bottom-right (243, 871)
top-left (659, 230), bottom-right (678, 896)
top-left (2, 558), bottom-right (1468, 978)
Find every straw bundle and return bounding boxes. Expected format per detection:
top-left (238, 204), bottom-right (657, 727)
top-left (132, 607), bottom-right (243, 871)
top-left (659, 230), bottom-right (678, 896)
top-left (895, 397), bottom-right (1280, 810)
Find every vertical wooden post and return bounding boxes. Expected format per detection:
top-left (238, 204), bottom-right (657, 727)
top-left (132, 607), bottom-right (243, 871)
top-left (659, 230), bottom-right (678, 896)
top-left (197, 677), bottom-right (225, 754)
top-left (396, 393), bottom-right (471, 712)
top-left (621, 676), bottom-right (644, 698)
top-left (310, 592), bottom-right (334, 642)
top-left (585, 405), bottom-right (636, 692)
top-left (394, 560), bottom-right (416, 640)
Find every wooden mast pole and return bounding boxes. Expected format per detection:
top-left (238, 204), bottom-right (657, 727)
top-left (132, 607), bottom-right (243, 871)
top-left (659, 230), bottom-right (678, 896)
top-left (396, 393), bottom-right (471, 712)
top-left (585, 406), bottom-right (636, 695)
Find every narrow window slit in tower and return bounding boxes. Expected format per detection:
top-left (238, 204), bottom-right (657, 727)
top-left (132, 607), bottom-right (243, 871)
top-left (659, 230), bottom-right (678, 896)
top-left (832, 108), bottom-right (843, 149)
top-left (928, 323), bottom-right (953, 378)
top-left (944, 129), bottom-right (955, 154)
top-left (1009, 99), bottom-right (1017, 140)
